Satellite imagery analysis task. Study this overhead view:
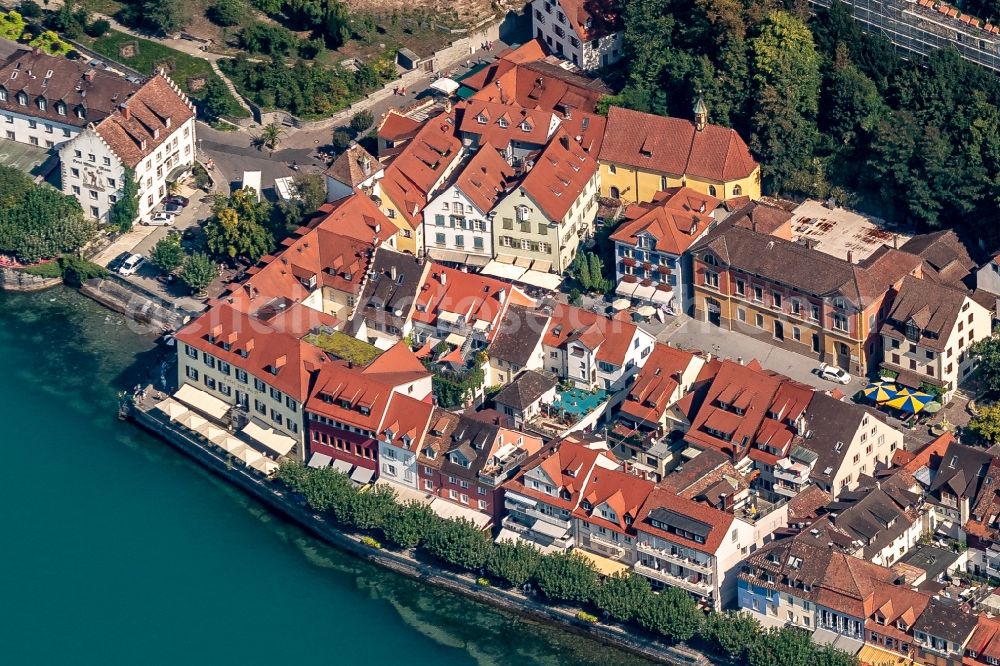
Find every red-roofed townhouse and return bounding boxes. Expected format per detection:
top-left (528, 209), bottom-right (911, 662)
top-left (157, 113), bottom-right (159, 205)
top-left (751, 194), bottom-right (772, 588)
top-left (531, 0), bottom-right (623, 70)
top-left (457, 100), bottom-right (560, 159)
top-left (599, 102), bottom-right (760, 204)
top-left (611, 187), bottom-right (724, 311)
top-left (175, 303), bottom-right (330, 454)
top-left (965, 614), bottom-right (1000, 666)
top-left (540, 304), bottom-right (655, 398)
top-left (411, 263), bottom-right (534, 352)
top-left (499, 439), bottom-right (619, 551)
top-left (324, 142), bottom-right (383, 203)
top-left (573, 468), bottom-right (653, 563)
top-left (417, 410), bottom-right (545, 525)
top-left (633, 486), bottom-right (760, 610)
top-left (375, 111), bottom-right (465, 255)
top-left (492, 129), bottom-right (599, 273)
top-left (305, 342), bottom-right (432, 479)
top-left (376, 110), bottom-right (422, 159)
top-left (607, 343), bottom-right (704, 481)
top-left (423, 143), bottom-right (516, 267)
top-left (59, 73), bottom-right (196, 223)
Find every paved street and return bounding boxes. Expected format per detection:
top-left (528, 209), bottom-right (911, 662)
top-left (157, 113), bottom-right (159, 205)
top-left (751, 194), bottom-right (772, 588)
top-left (660, 314), bottom-right (869, 395)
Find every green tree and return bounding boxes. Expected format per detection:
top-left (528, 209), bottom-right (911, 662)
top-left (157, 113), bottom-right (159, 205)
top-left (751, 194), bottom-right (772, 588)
top-left (813, 644), bottom-right (860, 666)
top-left (203, 189), bottom-right (274, 263)
top-left (331, 129), bottom-right (352, 151)
top-left (747, 627), bottom-right (814, 666)
top-left (108, 168), bottom-right (140, 232)
top-left (422, 518), bottom-right (491, 571)
top-left (59, 256), bottom-right (107, 286)
top-left (150, 234), bottom-right (185, 273)
top-left (533, 551), bottom-right (598, 603)
top-left (970, 402), bottom-right (1000, 444)
top-left (301, 467), bottom-right (355, 518)
top-left (293, 172), bottom-right (327, 211)
top-left (202, 76), bottom-right (236, 120)
top-left (350, 110), bottom-right (374, 134)
top-left (0, 166), bottom-right (95, 263)
top-left (85, 18), bottom-right (111, 38)
top-left (139, 0), bottom-right (189, 34)
top-left (341, 483), bottom-right (397, 531)
top-left (635, 587), bottom-right (704, 642)
top-left (381, 501), bottom-right (436, 549)
top-left (29, 30), bottom-right (71, 55)
top-left (749, 11), bottom-right (821, 194)
top-left (971, 334), bottom-right (1000, 396)
top-left (820, 58), bottom-right (885, 150)
top-left (180, 252), bottom-right (218, 294)
top-left (702, 610), bottom-right (762, 661)
top-left (277, 459), bottom-right (312, 491)
top-left (592, 572), bottom-right (652, 623)
top-left (485, 539), bottom-right (543, 587)
top-left (0, 10), bottom-right (26, 41)
top-left (208, 0), bottom-right (246, 26)
top-left (260, 122), bottom-right (283, 150)
top-left (16, 2), bottom-right (41, 19)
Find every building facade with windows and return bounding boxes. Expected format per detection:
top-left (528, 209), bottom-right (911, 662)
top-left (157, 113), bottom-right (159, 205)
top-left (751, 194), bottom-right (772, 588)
top-left (598, 104), bottom-right (761, 205)
top-left (59, 74), bottom-right (196, 222)
top-left (0, 48), bottom-right (138, 152)
top-left (530, 0), bottom-right (623, 70)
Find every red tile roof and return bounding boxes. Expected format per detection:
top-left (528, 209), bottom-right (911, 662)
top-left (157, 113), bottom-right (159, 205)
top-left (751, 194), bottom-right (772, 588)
top-left (470, 58), bottom-right (610, 115)
top-left (458, 100), bottom-right (557, 148)
top-left (556, 0), bottom-right (621, 40)
top-left (94, 74), bottom-right (195, 168)
top-left (379, 111), bottom-right (463, 228)
top-left (451, 142), bottom-right (517, 213)
top-left (575, 468), bottom-right (654, 534)
top-left (503, 440), bottom-right (613, 511)
top-left (600, 106), bottom-right (758, 182)
top-left (620, 343), bottom-right (697, 424)
top-left (612, 187), bottom-right (721, 256)
top-left (306, 193), bottom-right (397, 244)
top-left (413, 263), bottom-right (532, 339)
top-left (966, 615), bottom-right (1000, 664)
top-left (377, 110), bottom-right (422, 142)
top-left (520, 129), bottom-right (597, 221)
top-left (635, 486), bottom-right (735, 555)
top-left (542, 303), bottom-right (641, 366)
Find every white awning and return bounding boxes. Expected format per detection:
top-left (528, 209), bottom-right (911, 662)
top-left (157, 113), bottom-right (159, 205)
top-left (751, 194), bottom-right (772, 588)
top-left (615, 281), bottom-right (638, 297)
top-left (631, 283), bottom-right (657, 301)
top-left (650, 288), bottom-right (673, 305)
top-left (445, 332), bottom-right (466, 346)
top-left (531, 518), bottom-right (569, 539)
top-left (472, 319), bottom-right (490, 331)
top-left (429, 497), bottom-right (492, 528)
top-left (235, 446), bottom-right (264, 466)
top-left (215, 435), bottom-right (244, 453)
top-left (429, 77), bottom-right (460, 95)
top-left (517, 270), bottom-right (562, 291)
top-left (531, 259), bottom-right (552, 273)
top-left (198, 423), bottom-right (227, 442)
top-left (350, 466), bottom-right (375, 485)
top-left (480, 260), bottom-right (526, 281)
top-left (177, 411), bottom-right (208, 431)
top-left (155, 398), bottom-right (189, 420)
top-left (174, 383), bottom-right (231, 420)
top-left (504, 491), bottom-right (538, 508)
top-left (437, 311), bottom-right (461, 324)
top-left (494, 528), bottom-right (562, 554)
top-left (514, 256), bottom-right (532, 268)
top-left (250, 458), bottom-right (280, 475)
top-left (241, 419), bottom-right (296, 457)
top-left (308, 452), bottom-right (332, 469)
top-left (332, 459), bottom-right (353, 474)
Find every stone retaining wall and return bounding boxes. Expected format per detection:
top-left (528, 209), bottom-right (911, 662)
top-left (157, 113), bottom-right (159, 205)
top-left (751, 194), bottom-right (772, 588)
top-left (0, 266), bottom-right (62, 292)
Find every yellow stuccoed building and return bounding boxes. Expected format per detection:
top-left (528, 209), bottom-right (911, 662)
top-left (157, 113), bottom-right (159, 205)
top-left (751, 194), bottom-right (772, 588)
top-left (598, 100), bottom-right (761, 205)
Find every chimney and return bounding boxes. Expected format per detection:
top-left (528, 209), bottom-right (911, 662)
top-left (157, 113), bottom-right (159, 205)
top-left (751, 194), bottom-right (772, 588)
top-left (120, 103), bottom-right (130, 120)
top-left (439, 271), bottom-right (447, 286)
top-left (893, 234), bottom-right (899, 249)
top-left (847, 250), bottom-right (854, 264)
top-left (390, 265), bottom-right (398, 281)
top-left (83, 69), bottom-right (95, 82)
top-left (274, 355), bottom-right (287, 370)
top-left (244, 338), bottom-right (255, 353)
top-left (211, 323), bottom-right (223, 339)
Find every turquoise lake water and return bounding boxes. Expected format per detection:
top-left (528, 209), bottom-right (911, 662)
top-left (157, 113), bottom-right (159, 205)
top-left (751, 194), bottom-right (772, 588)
top-left (0, 287), bottom-right (653, 666)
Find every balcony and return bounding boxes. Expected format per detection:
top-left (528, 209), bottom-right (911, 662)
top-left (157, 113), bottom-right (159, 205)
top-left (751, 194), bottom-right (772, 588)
top-left (773, 467), bottom-right (809, 484)
top-left (506, 503), bottom-right (572, 530)
top-left (583, 533), bottom-right (626, 559)
top-left (637, 542), bottom-right (713, 574)
top-left (501, 516), bottom-right (573, 549)
top-left (772, 482), bottom-right (801, 498)
top-left (634, 562), bottom-right (713, 597)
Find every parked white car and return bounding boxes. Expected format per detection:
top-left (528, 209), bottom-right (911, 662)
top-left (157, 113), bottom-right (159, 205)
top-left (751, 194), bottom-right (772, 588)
top-left (818, 362), bottom-right (852, 385)
top-left (146, 212), bottom-right (175, 226)
top-left (118, 254), bottom-right (145, 276)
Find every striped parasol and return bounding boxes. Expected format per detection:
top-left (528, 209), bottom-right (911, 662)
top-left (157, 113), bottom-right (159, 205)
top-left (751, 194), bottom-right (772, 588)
top-left (861, 381), bottom-right (899, 403)
top-left (884, 391), bottom-right (935, 414)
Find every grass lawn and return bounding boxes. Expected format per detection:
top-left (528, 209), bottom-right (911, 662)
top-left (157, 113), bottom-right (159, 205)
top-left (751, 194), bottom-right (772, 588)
top-left (305, 331), bottom-right (383, 366)
top-left (86, 30), bottom-right (250, 118)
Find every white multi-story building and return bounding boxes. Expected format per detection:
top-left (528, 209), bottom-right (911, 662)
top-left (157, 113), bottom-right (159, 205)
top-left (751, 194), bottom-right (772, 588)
top-left (423, 145), bottom-right (515, 266)
top-left (530, 0), bottom-right (623, 70)
top-left (0, 47), bottom-right (138, 151)
top-left (59, 73), bottom-right (196, 222)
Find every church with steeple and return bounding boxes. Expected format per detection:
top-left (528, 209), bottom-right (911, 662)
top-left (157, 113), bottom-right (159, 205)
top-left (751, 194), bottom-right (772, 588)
top-left (596, 97), bottom-right (762, 205)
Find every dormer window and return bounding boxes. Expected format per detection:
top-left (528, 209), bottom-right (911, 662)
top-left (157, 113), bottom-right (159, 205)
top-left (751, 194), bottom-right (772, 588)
top-left (520, 121), bottom-right (531, 132)
top-left (476, 113), bottom-right (487, 124)
top-left (905, 321), bottom-right (920, 342)
top-left (498, 118), bottom-right (509, 128)
top-left (0, 88), bottom-right (6, 102)
top-left (17, 92), bottom-right (27, 106)
top-left (56, 102), bottom-right (66, 116)
top-left (37, 97), bottom-right (46, 111)
top-left (75, 106), bottom-right (85, 119)
top-left (703, 253), bottom-right (717, 266)
top-left (581, 500), bottom-right (592, 510)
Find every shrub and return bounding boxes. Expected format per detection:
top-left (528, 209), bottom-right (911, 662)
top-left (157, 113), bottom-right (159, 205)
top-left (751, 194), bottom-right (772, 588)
top-left (360, 535), bottom-right (381, 549)
top-left (208, 0), bottom-right (246, 26)
top-left (576, 611), bottom-right (598, 623)
top-left (350, 109), bottom-right (374, 134)
top-left (476, 577), bottom-right (490, 587)
top-left (17, 1), bottom-right (41, 19)
top-left (533, 551), bottom-right (598, 603)
top-left (59, 256), bottom-right (107, 286)
top-left (85, 18), bottom-right (110, 37)
top-left (331, 129), bottom-right (352, 151)
top-left (19, 260), bottom-right (63, 279)
top-left (422, 517), bottom-right (491, 571)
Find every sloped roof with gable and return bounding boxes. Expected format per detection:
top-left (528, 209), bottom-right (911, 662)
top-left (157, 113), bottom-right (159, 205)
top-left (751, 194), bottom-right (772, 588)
top-left (325, 143), bottom-right (380, 187)
top-left (612, 187), bottom-right (721, 256)
top-left (574, 468), bottom-right (653, 534)
top-left (493, 369), bottom-right (557, 411)
top-left (882, 274), bottom-right (974, 353)
top-left (413, 263), bottom-right (533, 338)
top-left (353, 246), bottom-right (428, 333)
top-left (635, 486), bottom-right (734, 555)
top-left (469, 56), bottom-right (610, 114)
top-left (458, 100), bottom-right (556, 148)
top-left (556, 0), bottom-right (621, 41)
top-left (542, 303), bottom-right (641, 367)
top-left (94, 74), bottom-right (194, 168)
top-left (379, 111), bottom-right (463, 228)
top-left (503, 440), bottom-right (612, 511)
top-left (599, 106), bottom-right (758, 182)
top-left (452, 141), bottom-right (516, 213)
top-left (519, 129), bottom-right (596, 222)
top-left (619, 343), bottom-right (696, 424)
top-left (306, 192), bottom-right (397, 243)
top-left (488, 304), bottom-right (550, 367)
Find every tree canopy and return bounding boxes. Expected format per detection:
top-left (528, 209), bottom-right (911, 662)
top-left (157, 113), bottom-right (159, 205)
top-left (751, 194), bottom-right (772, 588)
top-left (0, 166), bottom-right (95, 263)
top-left (203, 188), bottom-right (274, 263)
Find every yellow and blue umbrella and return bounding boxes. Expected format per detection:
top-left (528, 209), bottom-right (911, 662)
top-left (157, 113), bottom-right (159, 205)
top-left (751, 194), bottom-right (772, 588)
top-left (862, 381), bottom-right (899, 403)
top-left (884, 391), bottom-right (934, 414)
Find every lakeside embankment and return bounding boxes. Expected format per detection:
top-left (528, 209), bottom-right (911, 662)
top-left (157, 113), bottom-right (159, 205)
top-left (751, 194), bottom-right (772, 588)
top-left (129, 389), bottom-right (710, 666)
top-left (0, 286), bottom-right (661, 666)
